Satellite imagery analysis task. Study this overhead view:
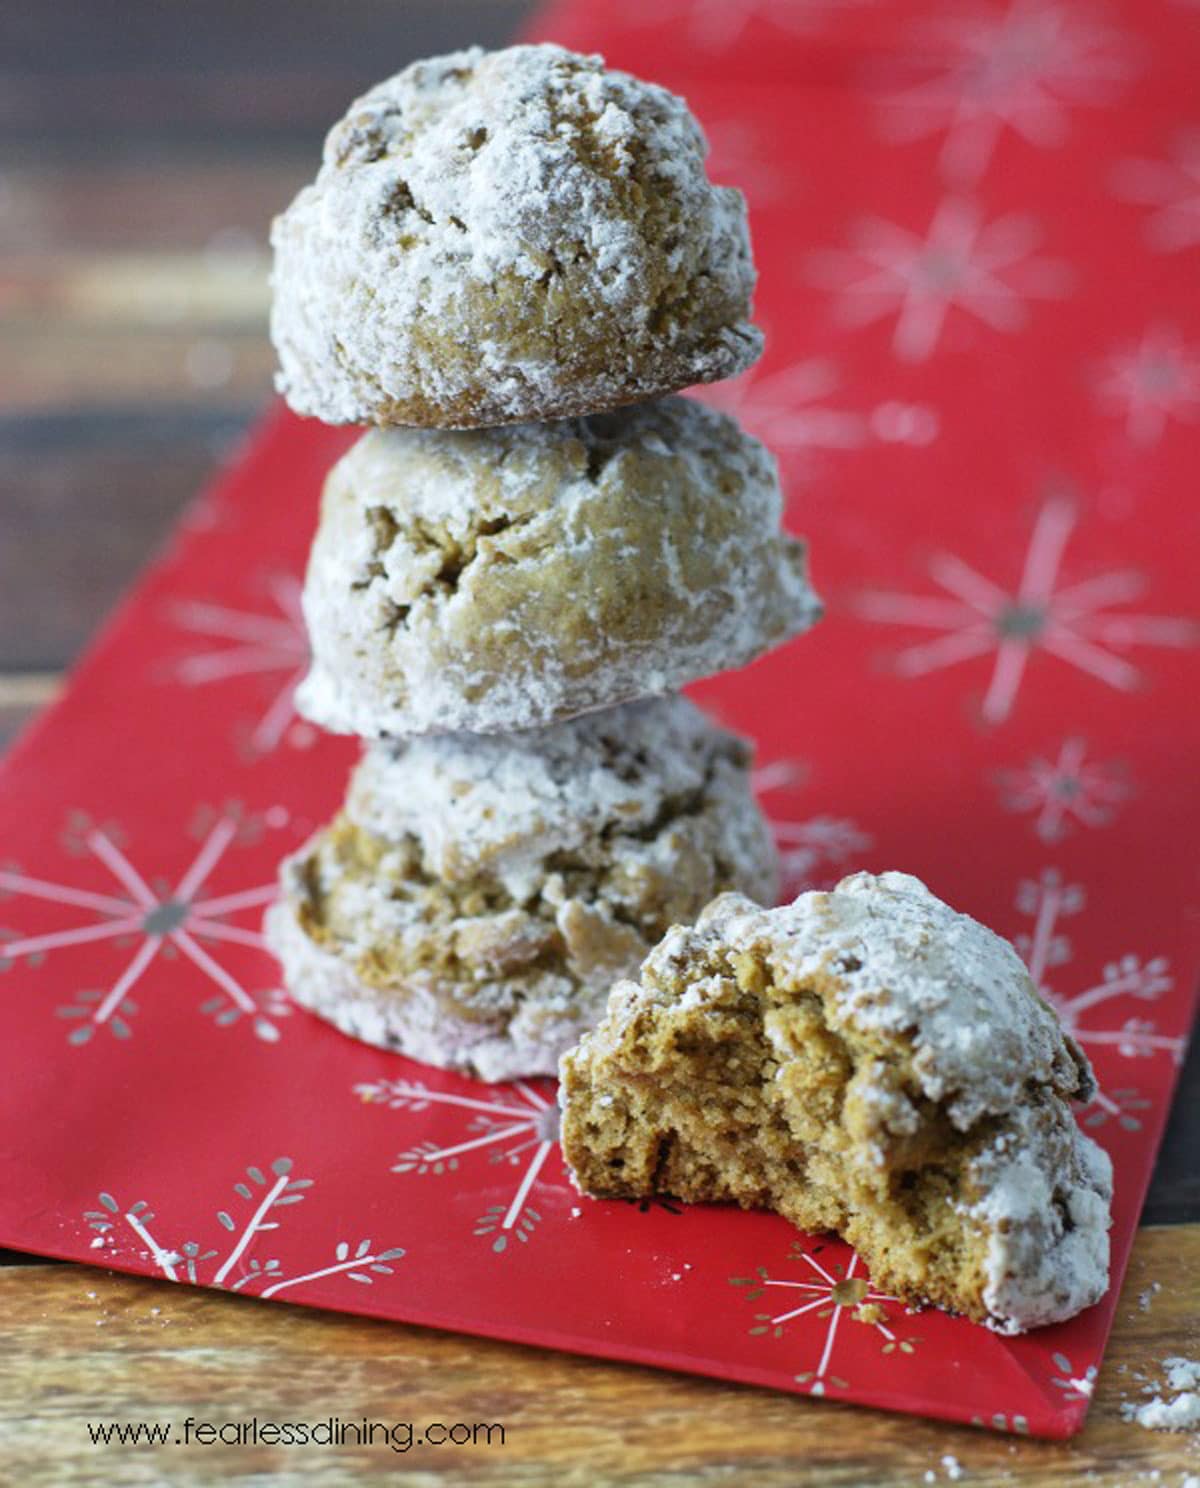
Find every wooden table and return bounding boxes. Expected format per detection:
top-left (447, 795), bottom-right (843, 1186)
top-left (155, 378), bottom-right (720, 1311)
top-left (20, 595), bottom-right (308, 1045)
top-left (2, 3), bottom-right (1196, 1482)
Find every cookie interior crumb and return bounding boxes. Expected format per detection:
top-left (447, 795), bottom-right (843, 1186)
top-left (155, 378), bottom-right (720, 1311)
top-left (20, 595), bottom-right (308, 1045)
top-left (560, 874), bottom-right (1111, 1330)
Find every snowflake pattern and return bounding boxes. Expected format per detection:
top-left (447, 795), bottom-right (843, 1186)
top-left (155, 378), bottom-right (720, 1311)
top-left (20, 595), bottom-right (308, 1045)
top-left (874, 0), bottom-right (1134, 186)
top-left (0, 807), bottom-right (283, 1044)
top-left (730, 1241), bottom-right (919, 1396)
top-left (1080, 1085), bottom-right (1151, 1133)
top-left (773, 816), bottom-right (874, 896)
top-left (705, 119), bottom-right (790, 205)
top-left (808, 197), bottom-right (1070, 363)
top-left (698, 357), bottom-right (869, 459)
top-left (1094, 326), bottom-right (1200, 445)
top-left (972, 1411), bottom-right (1031, 1435)
top-left (857, 497), bottom-right (1197, 724)
top-left (610, 0), bottom-right (873, 49)
top-left (1112, 129), bottom-right (1200, 253)
top-left (167, 575), bottom-right (312, 757)
top-left (82, 1155), bottom-right (404, 1298)
top-left (751, 757), bottom-right (811, 797)
top-left (697, 357), bottom-right (938, 471)
top-left (995, 737), bottom-right (1130, 842)
top-left (752, 761), bottom-right (873, 897)
top-left (356, 1076), bottom-right (563, 1254)
top-left (1014, 868), bottom-right (1182, 1064)
top-left (1049, 1351), bottom-right (1099, 1402)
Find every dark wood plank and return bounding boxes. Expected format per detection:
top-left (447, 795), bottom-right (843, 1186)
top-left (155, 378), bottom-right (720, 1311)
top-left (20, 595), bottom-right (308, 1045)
top-left (3, 0), bottom-right (534, 73)
top-left (1, 1), bottom-right (536, 148)
top-left (0, 410), bottom-right (254, 671)
top-left (1142, 1030), bottom-right (1200, 1226)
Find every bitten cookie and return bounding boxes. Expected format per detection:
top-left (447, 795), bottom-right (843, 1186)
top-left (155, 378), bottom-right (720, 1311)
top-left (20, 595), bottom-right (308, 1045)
top-left (270, 43), bottom-right (762, 428)
top-left (559, 872), bottom-right (1112, 1333)
top-left (296, 396), bottom-right (821, 738)
top-left (264, 697), bottom-right (779, 1082)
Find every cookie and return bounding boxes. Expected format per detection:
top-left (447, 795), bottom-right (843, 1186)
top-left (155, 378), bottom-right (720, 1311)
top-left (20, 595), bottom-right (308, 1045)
top-left (559, 872), bottom-right (1112, 1333)
top-left (270, 44), bottom-right (761, 428)
top-left (296, 396), bottom-right (821, 738)
top-left (264, 697), bottom-right (779, 1082)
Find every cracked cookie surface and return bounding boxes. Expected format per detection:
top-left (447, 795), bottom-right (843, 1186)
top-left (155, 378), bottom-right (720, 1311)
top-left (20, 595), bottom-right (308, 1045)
top-left (296, 396), bottom-right (821, 737)
top-left (559, 872), bottom-right (1112, 1332)
top-left (270, 43), bottom-right (762, 427)
top-left (264, 697), bottom-right (779, 1081)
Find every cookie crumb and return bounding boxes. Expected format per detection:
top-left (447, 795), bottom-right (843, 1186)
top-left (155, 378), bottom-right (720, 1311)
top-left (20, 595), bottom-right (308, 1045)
top-left (1137, 1281), bottom-right (1161, 1312)
top-left (854, 1302), bottom-right (886, 1326)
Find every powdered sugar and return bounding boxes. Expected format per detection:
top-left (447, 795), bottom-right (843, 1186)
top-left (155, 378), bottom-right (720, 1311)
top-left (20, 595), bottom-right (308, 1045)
top-left (695, 872), bottom-right (1093, 1127)
top-left (271, 44), bottom-right (761, 427)
top-left (265, 698), bottom-right (779, 1080)
top-left (597, 871), bottom-right (1112, 1332)
top-left (349, 696), bottom-right (773, 900)
top-left (296, 397), bottom-right (821, 737)
top-left (969, 1101), bottom-right (1112, 1334)
top-left (1123, 1358), bottom-right (1200, 1432)
top-left (264, 897), bottom-right (581, 1081)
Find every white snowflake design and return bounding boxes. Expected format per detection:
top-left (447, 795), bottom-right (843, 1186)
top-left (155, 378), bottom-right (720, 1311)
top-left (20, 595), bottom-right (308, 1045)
top-left (730, 1242), bottom-right (919, 1396)
top-left (1049, 1351), bottom-right (1099, 1403)
top-left (0, 807), bottom-right (284, 1044)
top-left (752, 761), bottom-right (873, 898)
top-left (808, 197), bottom-right (1069, 363)
top-left (704, 119), bottom-right (790, 205)
top-left (356, 1076), bottom-right (563, 1254)
top-left (1079, 1084), bottom-right (1151, 1133)
top-left (995, 737), bottom-right (1130, 843)
top-left (856, 496), bottom-right (1198, 725)
top-left (1094, 326), bottom-right (1200, 445)
top-left (698, 358), bottom-right (870, 461)
top-left (610, 0), bottom-right (873, 49)
top-left (973, 1410), bottom-right (1031, 1434)
top-left (752, 757), bottom-right (811, 797)
top-left (874, 0), bottom-right (1134, 186)
top-left (697, 356), bottom-right (940, 469)
top-left (166, 574), bottom-right (312, 757)
top-left (82, 1154), bottom-right (404, 1299)
top-left (774, 817), bottom-right (874, 896)
top-left (1015, 868), bottom-right (1182, 1064)
top-left (1112, 129), bottom-right (1200, 253)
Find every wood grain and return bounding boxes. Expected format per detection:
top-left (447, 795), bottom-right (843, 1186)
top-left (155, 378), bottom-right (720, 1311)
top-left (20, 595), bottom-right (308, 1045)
top-left (0, 1226), bottom-right (1195, 1486)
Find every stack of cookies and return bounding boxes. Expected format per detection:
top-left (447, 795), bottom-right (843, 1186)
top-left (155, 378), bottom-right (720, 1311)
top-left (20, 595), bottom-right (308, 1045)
top-left (264, 44), bottom-right (822, 1081)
